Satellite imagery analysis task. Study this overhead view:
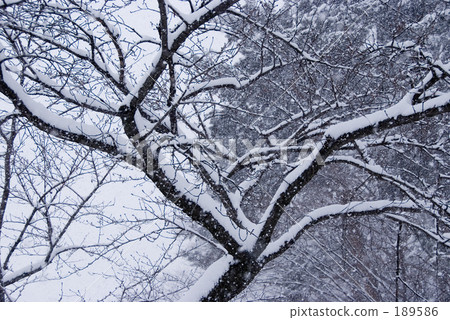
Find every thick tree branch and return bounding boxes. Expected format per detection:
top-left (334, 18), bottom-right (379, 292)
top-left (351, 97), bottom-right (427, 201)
top-left (253, 82), bottom-right (450, 256)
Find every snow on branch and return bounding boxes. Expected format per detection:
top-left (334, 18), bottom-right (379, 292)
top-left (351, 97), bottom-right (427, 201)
top-left (249, 70), bottom-right (449, 256)
top-left (0, 0), bottom-right (24, 8)
top-left (159, 150), bottom-right (252, 246)
top-left (325, 71), bottom-right (450, 140)
top-left (0, 19), bottom-right (127, 93)
top-left (0, 65), bottom-right (131, 156)
top-left (22, 68), bottom-right (119, 115)
top-left (325, 92), bottom-right (450, 140)
top-left (179, 254), bottom-right (234, 302)
top-left (227, 9), bottom-right (351, 70)
top-left (125, 0), bottom-right (238, 114)
top-left (182, 62), bottom-right (285, 100)
top-left (327, 155), bottom-right (449, 216)
top-left (385, 214), bottom-right (450, 248)
top-left (259, 200), bottom-right (418, 262)
top-left (167, 0), bottom-right (235, 26)
top-left (2, 243), bottom-right (109, 286)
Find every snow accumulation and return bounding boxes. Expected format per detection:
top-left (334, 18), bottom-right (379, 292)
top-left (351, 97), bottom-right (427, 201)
top-left (2, 260), bottom-right (47, 284)
top-left (46, 0), bottom-right (75, 10)
top-left (248, 143), bottom-right (324, 248)
top-left (166, 0), bottom-right (225, 25)
top-left (159, 151), bottom-right (249, 245)
top-left (2, 245), bottom-right (79, 284)
top-left (325, 87), bottom-right (450, 140)
top-left (90, 10), bottom-right (121, 39)
top-left (187, 77), bottom-right (241, 96)
top-left (260, 200), bottom-right (416, 259)
top-left (28, 69), bottom-right (115, 112)
top-left (186, 64), bottom-right (282, 100)
top-left (1, 65), bottom-right (132, 154)
top-left (123, 51), bottom-right (163, 106)
top-left (178, 254), bottom-right (234, 301)
top-left (0, 0), bottom-right (24, 6)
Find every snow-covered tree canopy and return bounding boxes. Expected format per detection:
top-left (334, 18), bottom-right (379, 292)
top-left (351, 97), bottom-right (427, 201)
top-left (0, 0), bottom-right (448, 301)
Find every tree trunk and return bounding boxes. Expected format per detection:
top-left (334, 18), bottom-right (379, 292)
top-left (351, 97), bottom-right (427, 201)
top-left (201, 252), bottom-right (263, 302)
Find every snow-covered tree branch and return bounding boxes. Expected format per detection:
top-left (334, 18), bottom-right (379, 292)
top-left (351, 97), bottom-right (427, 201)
top-left (0, 0), bottom-right (448, 301)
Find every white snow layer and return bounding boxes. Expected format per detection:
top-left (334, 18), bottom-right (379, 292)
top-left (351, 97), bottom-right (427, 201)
top-left (178, 254), bottom-right (234, 301)
top-left (326, 87), bottom-right (450, 139)
top-left (1, 65), bottom-right (132, 154)
top-left (260, 200), bottom-right (416, 259)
